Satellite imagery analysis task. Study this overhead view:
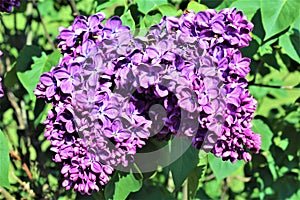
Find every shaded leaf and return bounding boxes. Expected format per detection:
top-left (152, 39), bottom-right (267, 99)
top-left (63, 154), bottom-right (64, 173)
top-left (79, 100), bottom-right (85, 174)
top-left (34, 103), bottom-right (52, 128)
top-left (104, 172), bottom-right (119, 200)
top-left (261, 51), bottom-right (281, 70)
top-left (274, 174), bottom-right (300, 199)
top-left (187, 158), bottom-right (207, 200)
top-left (4, 63), bottom-right (17, 88)
top-left (129, 184), bottom-right (175, 200)
top-left (15, 45), bottom-right (42, 72)
top-left (168, 144), bottom-right (199, 190)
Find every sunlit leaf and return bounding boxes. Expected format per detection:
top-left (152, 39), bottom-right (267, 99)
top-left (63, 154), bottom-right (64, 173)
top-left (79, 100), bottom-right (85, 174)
top-left (260, 0), bottom-right (300, 40)
top-left (0, 130), bottom-right (10, 189)
top-left (279, 29), bottom-right (300, 64)
top-left (135, 0), bottom-right (167, 14)
top-left (208, 153), bottom-right (243, 180)
top-left (187, 1), bottom-right (208, 13)
top-left (17, 50), bottom-right (60, 100)
top-left (121, 10), bottom-right (136, 32)
top-left (230, 0), bottom-right (260, 20)
top-left (252, 119), bottom-right (273, 151)
top-left (113, 172), bottom-right (142, 200)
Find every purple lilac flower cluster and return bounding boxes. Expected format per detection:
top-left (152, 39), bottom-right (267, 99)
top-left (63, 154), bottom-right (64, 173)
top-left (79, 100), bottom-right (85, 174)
top-left (35, 13), bottom-right (114, 194)
top-left (0, 0), bottom-right (20, 12)
top-left (35, 8), bottom-right (261, 194)
top-left (163, 8), bottom-right (261, 162)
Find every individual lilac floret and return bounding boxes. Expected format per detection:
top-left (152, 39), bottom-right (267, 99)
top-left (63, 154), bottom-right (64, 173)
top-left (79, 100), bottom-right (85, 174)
top-left (0, 0), bottom-right (20, 12)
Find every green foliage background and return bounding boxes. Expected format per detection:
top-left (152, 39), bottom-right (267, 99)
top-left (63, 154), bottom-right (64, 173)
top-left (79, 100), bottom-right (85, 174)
top-left (0, 0), bottom-right (299, 199)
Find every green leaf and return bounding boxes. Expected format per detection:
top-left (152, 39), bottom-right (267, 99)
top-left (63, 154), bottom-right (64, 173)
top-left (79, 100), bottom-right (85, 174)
top-left (186, 1), bottom-right (208, 13)
top-left (252, 119), bottom-right (273, 151)
top-left (142, 12), bottom-right (163, 28)
top-left (75, 190), bottom-right (105, 200)
top-left (34, 103), bottom-right (52, 128)
top-left (15, 45), bottom-right (42, 72)
top-left (279, 29), bottom-right (300, 63)
top-left (104, 172), bottom-right (118, 200)
top-left (216, 0), bottom-right (237, 10)
top-left (274, 174), bottom-right (300, 199)
top-left (113, 172), bottom-right (142, 200)
top-left (249, 86), bottom-right (269, 99)
top-left (208, 153), bottom-right (243, 180)
top-left (187, 158), bottom-right (207, 200)
top-left (0, 130), bottom-right (10, 189)
top-left (155, 4), bottom-right (178, 16)
top-left (261, 51), bottom-right (281, 70)
top-left (121, 10), bottom-right (135, 32)
top-left (168, 145), bottom-right (199, 190)
top-left (4, 63), bottom-right (17, 88)
top-left (96, 0), bottom-right (123, 11)
top-left (130, 184), bottom-right (176, 200)
top-left (187, 1), bottom-right (208, 13)
top-left (38, 0), bottom-right (55, 17)
top-left (17, 50), bottom-right (60, 100)
top-left (135, 0), bottom-right (167, 14)
top-left (230, 0), bottom-right (260, 20)
top-left (47, 50), bottom-right (61, 67)
top-left (292, 16), bottom-right (300, 31)
top-left (260, 0), bottom-right (300, 40)
top-left (258, 37), bottom-right (278, 56)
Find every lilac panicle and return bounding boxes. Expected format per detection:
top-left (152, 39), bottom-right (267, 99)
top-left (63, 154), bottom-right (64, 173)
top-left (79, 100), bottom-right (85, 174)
top-left (35, 7), bottom-right (261, 195)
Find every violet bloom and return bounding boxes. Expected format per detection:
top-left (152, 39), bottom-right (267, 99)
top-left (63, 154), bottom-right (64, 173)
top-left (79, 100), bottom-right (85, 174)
top-left (54, 63), bottom-right (80, 94)
top-left (34, 71), bottom-right (57, 100)
top-left (136, 63), bottom-right (164, 88)
top-left (176, 86), bottom-right (198, 113)
top-left (103, 120), bottom-right (131, 142)
top-left (103, 16), bottom-right (130, 38)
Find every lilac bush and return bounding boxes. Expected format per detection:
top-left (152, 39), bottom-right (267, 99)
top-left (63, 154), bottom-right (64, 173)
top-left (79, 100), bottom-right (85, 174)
top-left (35, 8), bottom-right (261, 194)
top-left (0, 0), bottom-right (20, 12)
